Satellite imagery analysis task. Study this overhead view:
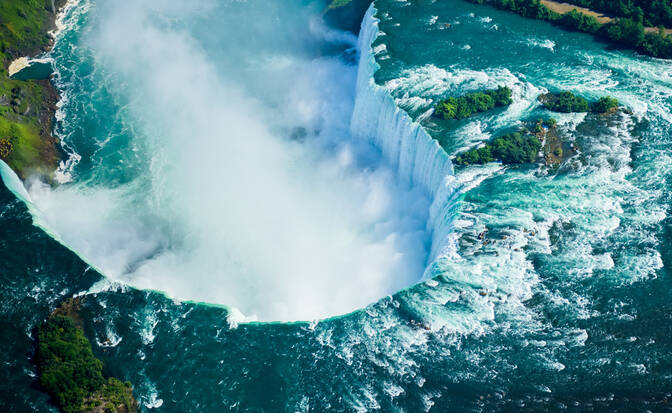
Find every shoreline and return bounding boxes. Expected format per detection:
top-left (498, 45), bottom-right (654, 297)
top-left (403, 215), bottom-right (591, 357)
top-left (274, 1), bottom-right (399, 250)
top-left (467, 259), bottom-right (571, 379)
top-left (0, 0), bottom-right (70, 182)
top-left (467, 0), bottom-right (672, 59)
top-left (540, 0), bottom-right (672, 34)
top-left (8, 57), bottom-right (30, 77)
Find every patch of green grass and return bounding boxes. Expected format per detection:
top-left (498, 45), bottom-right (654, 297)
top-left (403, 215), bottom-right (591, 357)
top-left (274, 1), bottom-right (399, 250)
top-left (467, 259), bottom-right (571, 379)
top-left (0, 115), bottom-right (44, 174)
top-left (0, 0), bottom-right (55, 60)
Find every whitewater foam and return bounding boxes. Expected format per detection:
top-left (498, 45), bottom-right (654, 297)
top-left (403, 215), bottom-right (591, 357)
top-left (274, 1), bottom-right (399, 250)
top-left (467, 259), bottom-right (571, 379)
top-left (3, 0), bottom-right (444, 322)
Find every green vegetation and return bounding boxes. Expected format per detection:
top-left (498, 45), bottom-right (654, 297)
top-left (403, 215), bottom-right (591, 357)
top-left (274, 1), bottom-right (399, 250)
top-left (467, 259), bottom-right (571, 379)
top-left (455, 131), bottom-right (541, 165)
top-left (467, 0), bottom-right (556, 20)
top-left (567, 0), bottom-right (672, 28)
top-left (465, 0), bottom-right (672, 59)
top-left (539, 91), bottom-right (590, 113)
top-left (0, 0), bottom-right (63, 179)
top-left (539, 91), bottom-right (620, 114)
top-left (327, 0), bottom-right (353, 9)
top-left (0, 137), bottom-right (12, 157)
top-left (591, 96), bottom-right (619, 113)
top-left (0, 0), bottom-right (59, 58)
top-left (560, 9), bottom-right (601, 34)
top-left (434, 86), bottom-right (512, 120)
top-left (604, 17), bottom-right (645, 48)
top-left (453, 118), bottom-right (577, 167)
top-left (37, 309), bottom-right (137, 413)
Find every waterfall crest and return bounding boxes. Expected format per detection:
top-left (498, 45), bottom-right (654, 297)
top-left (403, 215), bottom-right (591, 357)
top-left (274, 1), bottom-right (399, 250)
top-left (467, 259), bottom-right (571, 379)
top-left (351, 4), bottom-right (458, 265)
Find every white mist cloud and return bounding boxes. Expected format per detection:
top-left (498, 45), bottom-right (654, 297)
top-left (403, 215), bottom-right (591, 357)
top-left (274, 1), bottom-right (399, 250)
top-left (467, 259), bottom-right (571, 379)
top-left (26, 0), bottom-right (431, 321)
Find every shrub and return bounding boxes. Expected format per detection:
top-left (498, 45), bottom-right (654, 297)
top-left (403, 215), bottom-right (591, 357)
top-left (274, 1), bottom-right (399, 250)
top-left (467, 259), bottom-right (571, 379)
top-left (539, 91), bottom-right (590, 113)
top-left (0, 138), bottom-right (12, 158)
top-left (602, 18), bottom-right (645, 48)
top-left (491, 132), bottom-right (542, 163)
top-left (490, 85), bottom-right (514, 106)
top-left (434, 86), bottom-right (513, 120)
top-left (455, 132), bottom-right (541, 165)
top-left (560, 9), bottom-right (601, 33)
top-left (591, 96), bottom-right (619, 113)
top-left (639, 28), bottom-right (672, 58)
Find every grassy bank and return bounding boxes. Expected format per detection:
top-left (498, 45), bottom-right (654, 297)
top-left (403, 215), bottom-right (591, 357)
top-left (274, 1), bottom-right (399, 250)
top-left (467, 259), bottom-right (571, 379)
top-left (0, 0), bottom-right (64, 180)
top-left (465, 0), bottom-right (672, 59)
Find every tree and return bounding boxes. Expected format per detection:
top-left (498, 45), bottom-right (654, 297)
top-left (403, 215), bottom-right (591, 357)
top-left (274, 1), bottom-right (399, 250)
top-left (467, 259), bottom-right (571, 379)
top-left (434, 87), bottom-right (513, 120)
top-left (455, 131), bottom-right (541, 166)
top-left (591, 96), bottom-right (619, 113)
top-left (539, 91), bottom-right (590, 113)
top-left (603, 18), bottom-right (644, 48)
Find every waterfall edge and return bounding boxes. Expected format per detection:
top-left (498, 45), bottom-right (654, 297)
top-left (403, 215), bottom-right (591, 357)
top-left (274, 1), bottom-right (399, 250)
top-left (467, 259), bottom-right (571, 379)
top-left (350, 4), bottom-right (458, 264)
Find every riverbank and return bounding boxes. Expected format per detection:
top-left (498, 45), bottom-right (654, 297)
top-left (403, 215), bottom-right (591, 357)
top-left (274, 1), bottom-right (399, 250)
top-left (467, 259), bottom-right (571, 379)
top-left (540, 0), bottom-right (672, 35)
top-left (0, 0), bottom-right (67, 181)
top-left (465, 0), bottom-right (672, 59)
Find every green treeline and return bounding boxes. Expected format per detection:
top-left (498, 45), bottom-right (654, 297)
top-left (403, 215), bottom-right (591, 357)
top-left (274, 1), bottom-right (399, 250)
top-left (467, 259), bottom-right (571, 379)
top-left (465, 0), bottom-right (672, 59)
top-left (434, 86), bottom-right (512, 120)
top-left (568, 0), bottom-right (672, 28)
top-left (455, 131), bottom-right (542, 165)
top-left (539, 91), bottom-right (619, 113)
top-left (37, 314), bottom-right (137, 413)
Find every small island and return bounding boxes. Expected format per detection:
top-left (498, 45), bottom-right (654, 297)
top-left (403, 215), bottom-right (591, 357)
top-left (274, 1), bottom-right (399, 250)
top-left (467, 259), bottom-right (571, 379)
top-left (36, 299), bottom-right (138, 413)
top-left (434, 86), bottom-right (513, 120)
top-left (454, 118), bottom-right (580, 166)
top-left (539, 91), bottom-right (620, 114)
top-left (455, 130), bottom-right (541, 165)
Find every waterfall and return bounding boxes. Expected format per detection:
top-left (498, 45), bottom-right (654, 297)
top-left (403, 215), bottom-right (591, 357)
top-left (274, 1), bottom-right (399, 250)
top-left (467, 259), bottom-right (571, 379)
top-left (350, 4), bottom-right (458, 266)
top-left (0, 160), bottom-right (31, 204)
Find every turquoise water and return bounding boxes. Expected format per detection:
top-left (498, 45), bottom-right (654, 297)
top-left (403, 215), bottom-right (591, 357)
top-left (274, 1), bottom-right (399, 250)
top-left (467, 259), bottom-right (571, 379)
top-left (2, 0), bottom-right (672, 410)
top-left (21, 0), bottom-right (433, 323)
top-left (10, 61), bottom-right (53, 81)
